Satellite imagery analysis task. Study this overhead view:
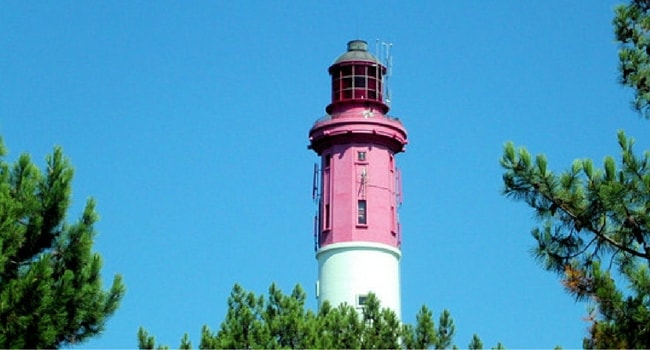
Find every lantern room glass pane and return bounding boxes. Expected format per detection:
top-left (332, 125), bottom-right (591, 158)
top-left (368, 66), bottom-right (377, 77)
top-left (331, 63), bottom-right (386, 104)
top-left (368, 78), bottom-right (377, 90)
top-left (331, 78), bottom-right (341, 102)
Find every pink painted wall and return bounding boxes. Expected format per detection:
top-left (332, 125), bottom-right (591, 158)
top-left (312, 106), bottom-right (407, 250)
top-left (309, 41), bottom-right (408, 252)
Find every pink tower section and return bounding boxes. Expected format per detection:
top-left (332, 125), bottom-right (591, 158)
top-left (309, 40), bottom-right (408, 251)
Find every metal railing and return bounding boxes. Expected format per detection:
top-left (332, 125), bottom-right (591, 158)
top-left (312, 112), bottom-right (402, 127)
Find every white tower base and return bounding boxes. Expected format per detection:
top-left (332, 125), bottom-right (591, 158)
top-left (316, 241), bottom-right (401, 319)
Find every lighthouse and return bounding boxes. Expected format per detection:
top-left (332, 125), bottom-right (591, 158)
top-left (309, 40), bottom-right (408, 318)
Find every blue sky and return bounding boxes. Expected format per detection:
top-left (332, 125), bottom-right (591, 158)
top-left (2, 1), bottom-right (649, 348)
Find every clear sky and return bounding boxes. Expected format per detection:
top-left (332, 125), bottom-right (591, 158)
top-left (2, 1), bottom-right (649, 348)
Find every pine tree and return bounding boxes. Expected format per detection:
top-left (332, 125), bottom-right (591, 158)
top-left (0, 141), bottom-right (125, 347)
top-left (500, 1), bottom-right (650, 347)
top-left (138, 327), bottom-right (156, 349)
top-left (263, 283), bottom-right (311, 348)
top-left (210, 283), bottom-right (269, 348)
top-left (402, 305), bottom-right (436, 349)
top-left (468, 334), bottom-right (483, 350)
top-left (179, 333), bottom-right (191, 350)
top-left (435, 310), bottom-right (456, 350)
top-left (139, 283), bottom-right (493, 349)
top-left (359, 294), bottom-right (401, 349)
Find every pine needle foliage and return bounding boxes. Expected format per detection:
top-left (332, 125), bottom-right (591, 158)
top-left (468, 333), bottom-right (483, 350)
top-left (501, 1), bottom-right (650, 347)
top-left (0, 141), bottom-right (125, 348)
top-left (139, 283), bottom-right (499, 349)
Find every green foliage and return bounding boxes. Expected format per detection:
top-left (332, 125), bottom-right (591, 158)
top-left (614, 0), bottom-right (650, 118)
top-left (179, 333), bottom-right (191, 350)
top-left (137, 327), bottom-right (170, 350)
top-left (502, 133), bottom-right (650, 347)
top-left (436, 310), bottom-right (456, 349)
top-left (315, 301), bottom-right (363, 349)
top-left (139, 283), bottom-right (492, 349)
top-left (402, 305), bottom-right (436, 349)
top-left (0, 141), bottom-right (125, 348)
top-left (264, 284), bottom-right (311, 348)
top-left (500, 1), bottom-right (650, 347)
top-left (468, 334), bottom-right (483, 350)
top-left (359, 294), bottom-right (401, 349)
top-left (138, 327), bottom-right (155, 349)
top-left (501, 133), bottom-right (650, 275)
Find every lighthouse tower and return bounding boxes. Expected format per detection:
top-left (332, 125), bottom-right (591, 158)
top-left (309, 40), bottom-right (408, 318)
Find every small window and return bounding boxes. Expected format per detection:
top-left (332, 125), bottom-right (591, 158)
top-left (324, 154), bottom-right (331, 168)
top-left (357, 151), bottom-right (366, 161)
top-left (357, 294), bottom-right (368, 306)
top-left (325, 204), bottom-right (330, 229)
top-left (358, 200), bottom-right (367, 225)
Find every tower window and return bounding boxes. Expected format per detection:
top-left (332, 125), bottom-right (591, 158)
top-left (391, 206), bottom-right (396, 234)
top-left (357, 151), bottom-right (366, 161)
top-left (324, 154), bottom-right (331, 168)
top-left (325, 204), bottom-right (330, 229)
top-left (357, 294), bottom-right (368, 306)
top-left (358, 200), bottom-right (367, 225)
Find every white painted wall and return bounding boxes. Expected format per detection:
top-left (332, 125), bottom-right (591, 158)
top-left (316, 241), bottom-right (401, 319)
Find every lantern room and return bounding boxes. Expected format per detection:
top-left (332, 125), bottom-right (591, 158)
top-left (326, 40), bottom-right (389, 114)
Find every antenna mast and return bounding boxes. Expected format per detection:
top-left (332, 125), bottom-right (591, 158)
top-left (376, 40), bottom-right (393, 107)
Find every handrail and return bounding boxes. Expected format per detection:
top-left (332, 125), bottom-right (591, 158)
top-left (312, 112), bottom-right (402, 127)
